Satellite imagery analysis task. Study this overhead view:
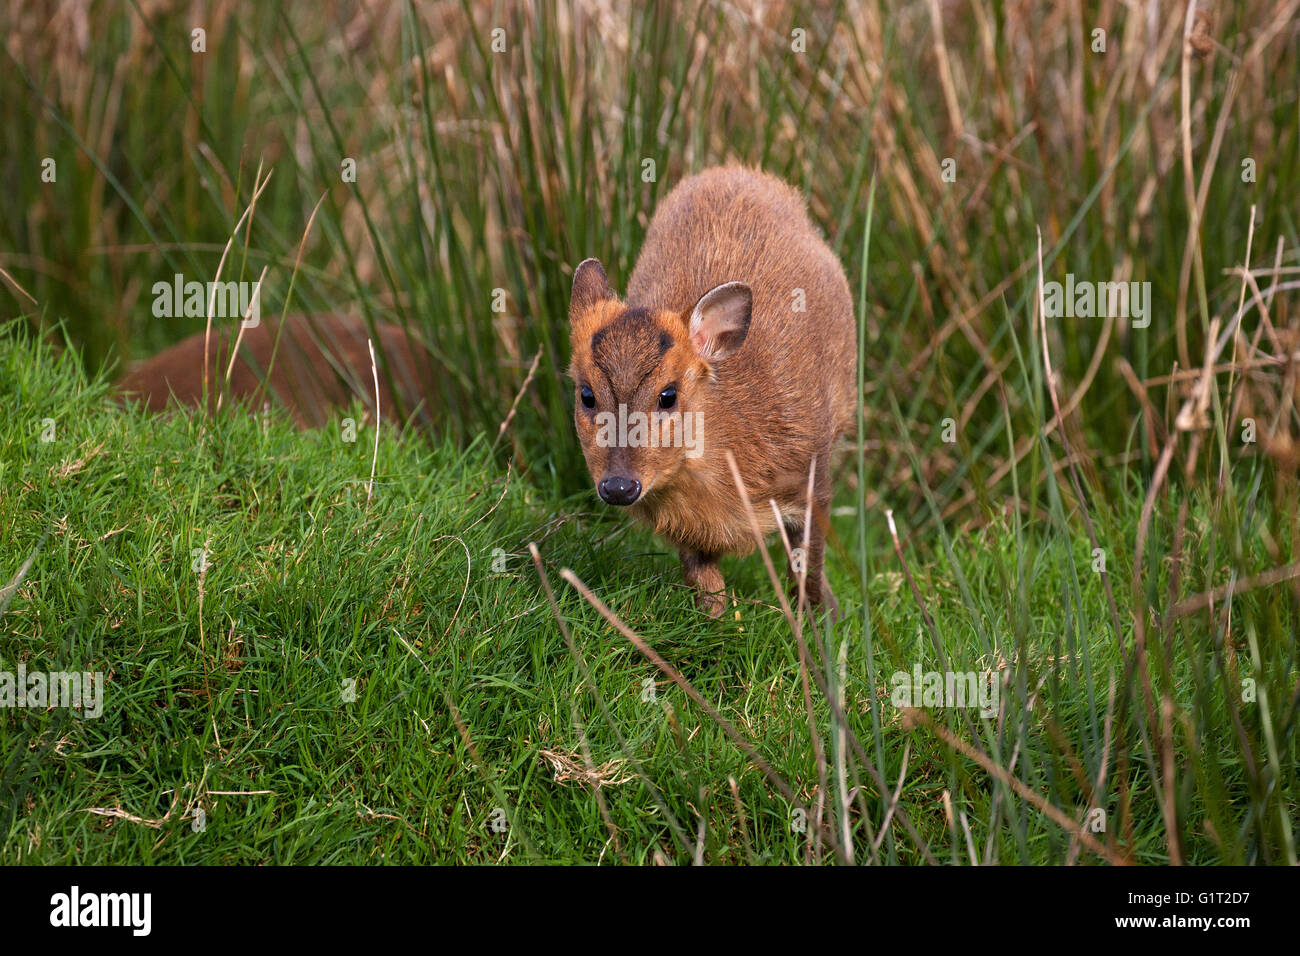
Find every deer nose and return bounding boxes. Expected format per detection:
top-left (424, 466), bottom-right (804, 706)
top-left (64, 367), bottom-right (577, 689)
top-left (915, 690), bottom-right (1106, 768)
top-left (598, 475), bottom-right (642, 506)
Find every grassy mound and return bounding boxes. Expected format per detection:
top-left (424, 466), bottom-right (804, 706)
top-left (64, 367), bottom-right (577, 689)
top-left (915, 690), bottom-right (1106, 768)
top-left (2, 325), bottom-right (1294, 864)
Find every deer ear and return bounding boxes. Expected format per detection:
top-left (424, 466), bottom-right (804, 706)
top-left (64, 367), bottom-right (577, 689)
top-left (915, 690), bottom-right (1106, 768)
top-left (687, 282), bottom-right (752, 362)
top-left (570, 258), bottom-right (612, 323)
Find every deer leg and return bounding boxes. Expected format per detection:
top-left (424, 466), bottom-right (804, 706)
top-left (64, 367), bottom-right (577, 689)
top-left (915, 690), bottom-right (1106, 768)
top-left (680, 547), bottom-right (727, 618)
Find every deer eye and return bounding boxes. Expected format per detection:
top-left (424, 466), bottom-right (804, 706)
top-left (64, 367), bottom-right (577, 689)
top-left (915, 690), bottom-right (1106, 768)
top-left (658, 386), bottom-right (677, 409)
top-left (580, 385), bottom-right (596, 409)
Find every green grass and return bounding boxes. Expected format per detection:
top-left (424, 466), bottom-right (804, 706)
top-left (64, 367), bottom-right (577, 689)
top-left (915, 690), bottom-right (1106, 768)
top-left (2, 323), bottom-right (1294, 864)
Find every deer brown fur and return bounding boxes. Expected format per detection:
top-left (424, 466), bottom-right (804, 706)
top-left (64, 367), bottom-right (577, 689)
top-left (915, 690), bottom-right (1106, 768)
top-left (115, 314), bottom-right (436, 430)
top-left (568, 165), bottom-right (856, 618)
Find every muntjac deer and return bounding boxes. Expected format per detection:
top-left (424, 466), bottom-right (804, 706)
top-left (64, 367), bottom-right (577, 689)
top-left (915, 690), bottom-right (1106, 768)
top-left (116, 314), bottom-right (436, 430)
top-left (568, 166), bottom-right (856, 619)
